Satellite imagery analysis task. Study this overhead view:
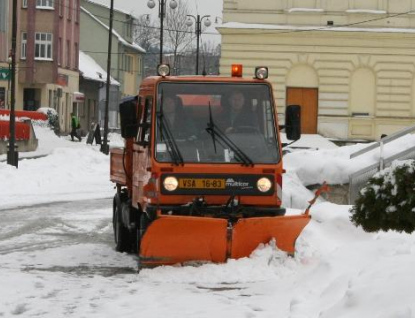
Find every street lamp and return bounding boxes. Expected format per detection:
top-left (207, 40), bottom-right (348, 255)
top-left (101, 0), bottom-right (114, 155)
top-left (186, 14), bottom-right (211, 75)
top-left (147, 0), bottom-right (178, 65)
top-left (7, 0), bottom-right (18, 167)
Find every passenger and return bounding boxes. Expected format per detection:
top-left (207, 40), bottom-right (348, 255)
top-left (162, 95), bottom-right (196, 139)
top-left (219, 90), bottom-right (257, 133)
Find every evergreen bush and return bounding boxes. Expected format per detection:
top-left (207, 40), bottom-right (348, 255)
top-left (46, 109), bottom-right (60, 135)
top-left (350, 159), bottom-right (415, 233)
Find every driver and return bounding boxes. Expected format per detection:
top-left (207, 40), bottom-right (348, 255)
top-left (219, 90), bottom-right (257, 133)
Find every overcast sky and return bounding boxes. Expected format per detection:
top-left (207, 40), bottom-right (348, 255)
top-left (88, 0), bottom-right (223, 44)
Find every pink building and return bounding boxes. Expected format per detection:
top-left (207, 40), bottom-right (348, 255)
top-left (1, 0), bottom-right (81, 133)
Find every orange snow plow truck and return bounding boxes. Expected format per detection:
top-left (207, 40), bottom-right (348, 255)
top-left (110, 64), bottom-right (307, 267)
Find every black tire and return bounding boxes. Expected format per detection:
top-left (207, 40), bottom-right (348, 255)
top-left (131, 207), bottom-right (141, 254)
top-left (113, 194), bottom-right (130, 252)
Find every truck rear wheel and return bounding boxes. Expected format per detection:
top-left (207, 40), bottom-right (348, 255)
top-left (113, 194), bottom-right (130, 252)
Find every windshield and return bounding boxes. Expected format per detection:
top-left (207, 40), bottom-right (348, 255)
top-left (154, 82), bottom-right (280, 164)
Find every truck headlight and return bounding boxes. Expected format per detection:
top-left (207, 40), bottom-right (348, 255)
top-left (163, 176), bottom-right (178, 191)
top-left (257, 177), bottom-right (272, 192)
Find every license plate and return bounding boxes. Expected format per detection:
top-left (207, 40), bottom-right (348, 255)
top-left (179, 178), bottom-right (225, 189)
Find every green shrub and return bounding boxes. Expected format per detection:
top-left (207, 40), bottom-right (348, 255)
top-left (46, 109), bottom-right (60, 135)
top-left (350, 159), bottom-right (415, 233)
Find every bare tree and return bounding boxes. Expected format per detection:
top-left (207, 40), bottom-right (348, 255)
top-left (164, 0), bottom-right (194, 75)
top-left (133, 0), bottom-right (220, 76)
top-left (134, 15), bottom-right (159, 77)
top-left (134, 15), bottom-right (158, 53)
top-left (199, 41), bottom-right (221, 75)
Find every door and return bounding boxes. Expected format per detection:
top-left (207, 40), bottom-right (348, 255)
top-left (286, 87), bottom-right (318, 134)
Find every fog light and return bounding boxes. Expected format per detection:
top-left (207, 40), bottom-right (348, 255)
top-left (163, 176), bottom-right (178, 191)
top-left (157, 64), bottom-right (171, 77)
top-left (257, 177), bottom-right (272, 192)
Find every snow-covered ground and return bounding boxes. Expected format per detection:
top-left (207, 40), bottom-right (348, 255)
top-left (1, 125), bottom-right (415, 317)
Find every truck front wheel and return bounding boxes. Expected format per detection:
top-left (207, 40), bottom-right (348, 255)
top-left (113, 194), bottom-right (130, 252)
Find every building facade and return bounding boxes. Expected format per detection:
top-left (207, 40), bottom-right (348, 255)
top-left (220, 0), bottom-right (415, 140)
top-left (1, 0), bottom-right (81, 134)
top-left (79, 0), bottom-right (145, 129)
top-left (80, 0), bottom-right (145, 96)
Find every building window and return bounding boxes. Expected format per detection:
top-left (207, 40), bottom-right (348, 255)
top-left (48, 89), bottom-right (53, 108)
top-left (67, 0), bottom-right (72, 20)
top-left (35, 32), bottom-right (53, 60)
top-left (59, 0), bottom-right (63, 16)
top-left (74, 42), bottom-right (78, 69)
top-left (124, 55), bottom-right (133, 73)
top-left (58, 37), bottom-right (62, 65)
top-left (126, 18), bottom-right (132, 38)
top-left (0, 87), bottom-right (5, 109)
top-left (137, 57), bottom-right (141, 74)
top-left (74, 0), bottom-right (78, 22)
top-left (23, 0), bottom-right (54, 9)
top-left (36, 0), bottom-right (54, 8)
top-left (66, 40), bottom-right (70, 67)
top-left (21, 32), bottom-right (27, 59)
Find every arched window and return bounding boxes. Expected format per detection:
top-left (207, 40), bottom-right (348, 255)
top-left (350, 68), bottom-right (375, 116)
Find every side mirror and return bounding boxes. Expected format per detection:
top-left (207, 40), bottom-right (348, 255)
top-left (119, 100), bottom-right (138, 138)
top-left (285, 105), bottom-right (301, 141)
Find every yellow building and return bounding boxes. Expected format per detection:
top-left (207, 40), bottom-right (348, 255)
top-left (220, 0), bottom-right (415, 140)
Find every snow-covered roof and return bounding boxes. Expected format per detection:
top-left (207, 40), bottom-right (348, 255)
top-left (82, 0), bottom-right (137, 18)
top-left (79, 51), bottom-right (120, 86)
top-left (81, 6), bottom-right (146, 53)
top-left (219, 21), bottom-right (415, 34)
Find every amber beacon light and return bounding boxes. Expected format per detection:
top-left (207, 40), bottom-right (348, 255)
top-left (231, 64), bottom-right (243, 77)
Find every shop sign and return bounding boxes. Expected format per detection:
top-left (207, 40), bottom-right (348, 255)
top-left (0, 68), bottom-right (10, 81)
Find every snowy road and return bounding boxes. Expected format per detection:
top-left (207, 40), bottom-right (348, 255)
top-left (0, 199), bottom-right (113, 256)
top-left (1, 198), bottom-right (305, 318)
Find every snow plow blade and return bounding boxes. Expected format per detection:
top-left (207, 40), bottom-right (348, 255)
top-left (231, 214), bottom-right (311, 258)
top-left (139, 214), bottom-right (311, 266)
top-left (140, 216), bottom-right (228, 266)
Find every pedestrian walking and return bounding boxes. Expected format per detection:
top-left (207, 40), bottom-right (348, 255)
top-left (70, 112), bottom-right (82, 142)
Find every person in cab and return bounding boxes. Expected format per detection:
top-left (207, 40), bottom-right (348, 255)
top-left (219, 90), bottom-right (257, 133)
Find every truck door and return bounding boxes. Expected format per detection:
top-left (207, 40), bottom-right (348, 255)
top-left (132, 96), bottom-right (152, 208)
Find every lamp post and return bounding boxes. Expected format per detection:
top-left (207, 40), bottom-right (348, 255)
top-left (186, 14), bottom-right (211, 75)
top-left (147, 0), bottom-right (178, 65)
top-left (7, 0), bottom-right (18, 167)
top-left (100, 0), bottom-right (114, 155)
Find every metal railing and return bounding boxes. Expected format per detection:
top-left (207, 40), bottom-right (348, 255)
top-left (348, 123), bottom-right (415, 204)
top-left (349, 146), bottom-right (415, 203)
top-left (350, 123), bottom-right (415, 160)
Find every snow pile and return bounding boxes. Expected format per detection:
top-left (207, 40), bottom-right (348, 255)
top-left (284, 133), bottom-right (415, 185)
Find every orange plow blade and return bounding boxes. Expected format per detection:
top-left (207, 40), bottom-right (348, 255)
top-left (140, 216), bottom-right (228, 266)
top-left (231, 214), bottom-right (311, 259)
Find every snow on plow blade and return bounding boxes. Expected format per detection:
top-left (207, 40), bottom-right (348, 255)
top-left (139, 214), bottom-right (311, 267)
top-left (231, 214), bottom-right (311, 258)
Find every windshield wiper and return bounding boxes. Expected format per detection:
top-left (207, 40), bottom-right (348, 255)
top-left (206, 105), bottom-right (254, 166)
top-left (157, 92), bottom-right (184, 165)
